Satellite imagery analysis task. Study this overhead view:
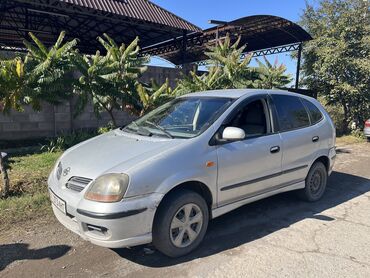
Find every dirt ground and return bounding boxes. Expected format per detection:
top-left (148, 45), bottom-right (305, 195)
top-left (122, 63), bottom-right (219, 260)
top-left (1, 142), bottom-right (370, 278)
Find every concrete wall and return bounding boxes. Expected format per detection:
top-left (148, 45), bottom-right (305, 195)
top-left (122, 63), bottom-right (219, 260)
top-left (0, 100), bottom-right (136, 140)
top-left (0, 65), bottom-right (183, 140)
top-left (140, 65), bottom-right (184, 88)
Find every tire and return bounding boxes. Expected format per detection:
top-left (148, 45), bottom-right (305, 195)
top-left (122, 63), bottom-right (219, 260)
top-left (297, 161), bottom-right (328, 202)
top-left (367, 137), bottom-right (370, 142)
top-left (153, 190), bottom-right (209, 257)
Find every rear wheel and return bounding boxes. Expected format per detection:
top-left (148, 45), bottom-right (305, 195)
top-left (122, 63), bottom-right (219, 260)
top-left (298, 161), bottom-right (328, 202)
top-left (153, 190), bottom-right (209, 257)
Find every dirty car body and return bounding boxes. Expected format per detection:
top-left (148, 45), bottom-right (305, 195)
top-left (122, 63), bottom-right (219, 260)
top-left (48, 89), bottom-right (336, 256)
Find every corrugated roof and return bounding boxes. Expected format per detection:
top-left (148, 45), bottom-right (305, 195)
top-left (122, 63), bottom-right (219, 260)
top-left (0, 0), bottom-right (201, 52)
top-left (60, 0), bottom-right (201, 32)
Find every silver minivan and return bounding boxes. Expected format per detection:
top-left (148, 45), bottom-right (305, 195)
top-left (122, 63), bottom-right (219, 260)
top-left (48, 89), bottom-right (336, 257)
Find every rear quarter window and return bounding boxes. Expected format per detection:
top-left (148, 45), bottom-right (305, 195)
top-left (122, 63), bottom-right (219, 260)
top-left (272, 95), bottom-right (310, 132)
top-left (301, 99), bottom-right (323, 124)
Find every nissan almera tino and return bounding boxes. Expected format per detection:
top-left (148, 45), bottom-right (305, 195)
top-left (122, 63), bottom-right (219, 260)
top-left (48, 89), bottom-right (336, 257)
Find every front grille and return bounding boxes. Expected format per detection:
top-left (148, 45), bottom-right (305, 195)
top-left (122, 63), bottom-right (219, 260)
top-left (66, 176), bottom-right (92, 192)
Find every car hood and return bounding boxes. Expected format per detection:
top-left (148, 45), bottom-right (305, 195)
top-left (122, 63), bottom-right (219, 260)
top-left (58, 130), bottom-right (185, 180)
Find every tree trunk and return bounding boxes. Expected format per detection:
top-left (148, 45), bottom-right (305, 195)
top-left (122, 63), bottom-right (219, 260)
top-left (341, 100), bottom-right (350, 135)
top-left (0, 151), bottom-right (10, 198)
top-left (107, 109), bottom-right (118, 128)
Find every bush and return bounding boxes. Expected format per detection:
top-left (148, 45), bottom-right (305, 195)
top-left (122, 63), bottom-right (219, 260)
top-left (40, 130), bottom-right (97, 153)
top-left (318, 97), bottom-right (345, 135)
top-left (350, 129), bottom-right (366, 139)
top-left (97, 122), bottom-right (115, 135)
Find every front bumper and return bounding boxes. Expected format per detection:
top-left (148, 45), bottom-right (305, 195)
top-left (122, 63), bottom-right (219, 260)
top-left (48, 175), bottom-right (164, 248)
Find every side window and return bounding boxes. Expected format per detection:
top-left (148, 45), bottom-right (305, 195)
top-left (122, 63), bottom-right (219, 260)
top-left (229, 99), bottom-right (268, 137)
top-left (301, 99), bottom-right (323, 124)
top-left (272, 95), bottom-right (310, 132)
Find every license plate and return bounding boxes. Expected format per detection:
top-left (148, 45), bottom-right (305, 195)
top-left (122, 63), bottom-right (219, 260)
top-left (50, 189), bottom-right (66, 214)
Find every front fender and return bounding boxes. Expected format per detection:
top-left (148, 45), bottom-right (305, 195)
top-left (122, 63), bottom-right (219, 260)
top-left (124, 140), bottom-right (218, 205)
top-left (155, 168), bottom-right (216, 198)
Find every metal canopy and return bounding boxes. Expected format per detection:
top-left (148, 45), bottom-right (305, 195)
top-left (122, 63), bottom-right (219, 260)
top-left (0, 3), bottom-right (312, 89)
top-left (0, 0), bottom-right (201, 53)
top-left (142, 15), bottom-right (312, 65)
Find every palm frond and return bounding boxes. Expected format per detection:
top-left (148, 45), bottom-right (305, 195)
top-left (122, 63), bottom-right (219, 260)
top-left (28, 32), bottom-right (49, 56)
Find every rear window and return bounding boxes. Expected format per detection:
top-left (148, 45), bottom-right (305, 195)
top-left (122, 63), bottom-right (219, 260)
top-left (301, 99), bottom-right (323, 124)
top-left (272, 95), bottom-right (310, 132)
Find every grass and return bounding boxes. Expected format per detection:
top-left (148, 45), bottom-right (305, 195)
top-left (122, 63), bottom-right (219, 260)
top-left (0, 151), bottom-right (61, 231)
top-left (336, 135), bottom-right (366, 145)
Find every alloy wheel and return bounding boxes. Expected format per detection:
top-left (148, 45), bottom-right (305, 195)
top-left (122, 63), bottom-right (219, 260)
top-left (170, 203), bottom-right (203, 248)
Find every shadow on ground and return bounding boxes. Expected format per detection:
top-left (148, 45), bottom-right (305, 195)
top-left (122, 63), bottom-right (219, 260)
top-left (336, 148), bottom-right (352, 154)
top-left (0, 243), bottom-right (70, 271)
top-left (114, 170), bottom-right (370, 267)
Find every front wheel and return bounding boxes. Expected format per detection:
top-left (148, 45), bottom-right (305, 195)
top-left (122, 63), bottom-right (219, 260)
top-left (153, 190), bottom-right (209, 257)
top-left (297, 161), bottom-right (328, 202)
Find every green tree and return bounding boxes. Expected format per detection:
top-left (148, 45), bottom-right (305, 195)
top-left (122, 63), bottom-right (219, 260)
top-left (72, 50), bottom-right (121, 125)
top-left (254, 56), bottom-right (292, 89)
top-left (0, 57), bottom-right (27, 112)
top-left (0, 58), bottom-right (26, 197)
top-left (176, 66), bottom-right (222, 95)
top-left (73, 34), bottom-right (149, 126)
top-left (176, 35), bottom-right (256, 95)
top-left (23, 31), bottom-right (78, 110)
top-left (137, 79), bottom-right (176, 116)
top-left (299, 0), bottom-right (370, 133)
top-left (0, 32), bottom-right (77, 197)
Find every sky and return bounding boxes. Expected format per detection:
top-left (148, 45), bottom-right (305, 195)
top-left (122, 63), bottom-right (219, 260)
top-left (150, 0), bottom-right (314, 84)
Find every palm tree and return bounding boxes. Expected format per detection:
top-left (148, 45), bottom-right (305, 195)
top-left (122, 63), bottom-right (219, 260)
top-left (23, 31), bottom-right (78, 110)
top-left (205, 36), bottom-right (256, 89)
top-left (0, 57), bottom-right (26, 197)
top-left (137, 79), bottom-right (176, 115)
top-left (0, 32), bottom-right (78, 197)
top-left (72, 50), bottom-right (121, 125)
top-left (0, 57), bottom-right (27, 113)
top-left (176, 35), bottom-right (257, 94)
top-left (73, 34), bottom-right (150, 126)
top-left (254, 56), bottom-right (292, 89)
top-left (176, 66), bottom-right (222, 95)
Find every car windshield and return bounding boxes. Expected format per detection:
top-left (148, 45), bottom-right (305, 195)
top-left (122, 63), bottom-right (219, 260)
top-left (123, 97), bottom-right (233, 138)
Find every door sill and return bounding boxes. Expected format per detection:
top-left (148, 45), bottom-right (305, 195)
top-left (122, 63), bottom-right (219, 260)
top-left (212, 179), bottom-right (305, 219)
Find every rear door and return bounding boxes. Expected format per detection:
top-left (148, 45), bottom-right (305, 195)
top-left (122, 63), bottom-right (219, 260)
top-left (270, 94), bottom-right (316, 185)
top-left (216, 95), bottom-right (283, 206)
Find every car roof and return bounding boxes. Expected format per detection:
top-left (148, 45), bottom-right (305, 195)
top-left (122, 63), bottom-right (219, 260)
top-left (180, 89), bottom-right (312, 100)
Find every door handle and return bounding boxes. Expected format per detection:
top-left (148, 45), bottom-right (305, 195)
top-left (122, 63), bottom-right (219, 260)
top-left (270, 146), bottom-right (280, 154)
top-left (312, 136), bottom-right (319, 142)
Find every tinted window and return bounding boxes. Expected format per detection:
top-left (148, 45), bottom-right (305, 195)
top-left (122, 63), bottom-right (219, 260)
top-left (302, 99), bottom-right (323, 124)
top-left (272, 95), bottom-right (310, 131)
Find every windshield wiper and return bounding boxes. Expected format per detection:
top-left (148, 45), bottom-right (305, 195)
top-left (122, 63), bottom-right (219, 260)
top-left (144, 120), bottom-right (174, 139)
top-left (122, 121), bottom-right (151, 136)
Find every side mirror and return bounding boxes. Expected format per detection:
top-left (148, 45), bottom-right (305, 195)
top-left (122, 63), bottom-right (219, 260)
top-left (222, 127), bottom-right (245, 141)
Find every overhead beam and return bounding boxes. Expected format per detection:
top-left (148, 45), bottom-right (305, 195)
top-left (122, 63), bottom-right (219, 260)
top-left (195, 43), bottom-right (301, 66)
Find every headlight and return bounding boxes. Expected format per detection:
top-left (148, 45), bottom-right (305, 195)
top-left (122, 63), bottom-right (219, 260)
top-left (85, 174), bottom-right (129, 203)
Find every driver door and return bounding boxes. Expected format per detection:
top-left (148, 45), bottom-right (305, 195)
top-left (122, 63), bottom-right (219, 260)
top-left (216, 96), bottom-right (283, 206)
